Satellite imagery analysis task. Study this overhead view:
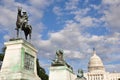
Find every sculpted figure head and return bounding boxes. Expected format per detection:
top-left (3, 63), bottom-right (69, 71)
top-left (78, 69), bottom-right (83, 78)
top-left (56, 50), bottom-right (64, 62)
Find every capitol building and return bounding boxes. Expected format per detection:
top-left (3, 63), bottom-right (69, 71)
top-left (84, 49), bottom-right (120, 80)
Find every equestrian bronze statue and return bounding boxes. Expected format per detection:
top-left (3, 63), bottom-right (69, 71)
top-left (16, 7), bottom-right (32, 40)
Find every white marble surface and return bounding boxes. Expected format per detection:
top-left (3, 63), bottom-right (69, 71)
top-left (0, 39), bottom-right (41, 80)
top-left (49, 66), bottom-right (76, 80)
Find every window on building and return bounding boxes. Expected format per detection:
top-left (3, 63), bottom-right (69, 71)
top-left (24, 52), bottom-right (34, 72)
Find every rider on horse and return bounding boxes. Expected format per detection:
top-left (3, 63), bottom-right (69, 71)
top-left (22, 12), bottom-right (28, 29)
top-left (16, 7), bottom-right (32, 40)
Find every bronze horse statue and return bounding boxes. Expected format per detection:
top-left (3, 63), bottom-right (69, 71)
top-left (16, 7), bottom-right (32, 40)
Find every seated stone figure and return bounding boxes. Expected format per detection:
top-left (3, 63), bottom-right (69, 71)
top-left (51, 50), bottom-right (73, 71)
top-left (52, 50), bottom-right (65, 66)
top-left (55, 50), bottom-right (64, 63)
top-left (75, 69), bottom-right (86, 80)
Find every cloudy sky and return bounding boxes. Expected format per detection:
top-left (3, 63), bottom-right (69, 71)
top-left (0, 0), bottom-right (120, 74)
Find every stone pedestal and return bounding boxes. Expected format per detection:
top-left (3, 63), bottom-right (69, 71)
top-left (0, 39), bottom-right (41, 80)
top-left (49, 66), bottom-right (76, 80)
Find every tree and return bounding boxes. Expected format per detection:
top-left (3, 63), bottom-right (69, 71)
top-left (0, 54), bottom-right (4, 61)
top-left (0, 47), bottom-right (5, 61)
top-left (0, 47), bottom-right (5, 69)
top-left (37, 59), bottom-right (49, 80)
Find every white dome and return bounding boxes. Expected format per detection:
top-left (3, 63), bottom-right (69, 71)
top-left (88, 49), bottom-right (105, 72)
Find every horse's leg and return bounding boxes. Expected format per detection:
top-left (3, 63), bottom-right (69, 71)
top-left (27, 25), bottom-right (31, 40)
top-left (16, 28), bottom-right (19, 38)
top-left (25, 33), bottom-right (27, 40)
top-left (16, 23), bottom-right (20, 38)
top-left (24, 31), bottom-right (28, 40)
top-left (29, 33), bottom-right (31, 39)
top-left (25, 34), bottom-right (27, 40)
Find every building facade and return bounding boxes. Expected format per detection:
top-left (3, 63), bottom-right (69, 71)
top-left (84, 49), bottom-right (120, 80)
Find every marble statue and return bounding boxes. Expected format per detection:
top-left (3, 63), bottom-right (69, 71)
top-left (52, 50), bottom-right (64, 65)
top-left (75, 69), bottom-right (86, 80)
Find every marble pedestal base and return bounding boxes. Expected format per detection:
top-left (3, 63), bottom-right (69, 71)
top-left (0, 39), bottom-right (41, 80)
top-left (49, 66), bottom-right (76, 80)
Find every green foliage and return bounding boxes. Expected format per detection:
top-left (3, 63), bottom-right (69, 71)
top-left (0, 54), bottom-right (4, 61)
top-left (0, 47), bottom-right (5, 61)
top-left (37, 59), bottom-right (49, 80)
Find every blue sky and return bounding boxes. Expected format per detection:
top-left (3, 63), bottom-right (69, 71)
top-left (0, 0), bottom-right (120, 74)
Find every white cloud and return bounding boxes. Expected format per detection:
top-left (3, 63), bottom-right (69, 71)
top-left (65, 0), bottom-right (79, 10)
top-left (90, 4), bottom-right (100, 10)
top-left (102, 0), bottom-right (120, 5)
top-left (35, 18), bottom-right (120, 60)
top-left (0, 5), bottom-right (16, 28)
top-left (71, 8), bottom-right (90, 16)
top-left (53, 6), bottom-right (63, 16)
top-left (64, 49), bottom-right (84, 59)
top-left (29, 0), bottom-right (53, 9)
top-left (102, 0), bottom-right (120, 32)
top-left (79, 16), bottom-right (95, 27)
top-left (105, 64), bottom-right (120, 72)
